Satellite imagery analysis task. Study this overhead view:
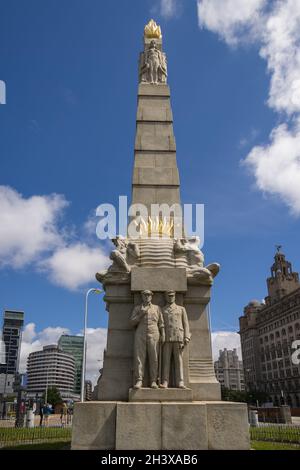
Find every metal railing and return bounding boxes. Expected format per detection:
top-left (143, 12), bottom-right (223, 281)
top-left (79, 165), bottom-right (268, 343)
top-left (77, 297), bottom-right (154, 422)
top-left (250, 424), bottom-right (300, 444)
top-left (0, 426), bottom-right (72, 448)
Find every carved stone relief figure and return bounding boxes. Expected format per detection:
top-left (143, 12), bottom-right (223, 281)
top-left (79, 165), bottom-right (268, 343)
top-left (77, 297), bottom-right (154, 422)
top-left (160, 291), bottom-right (190, 389)
top-left (139, 40), bottom-right (168, 84)
top-left (130, 290), bottom-right (165, 389)
top-left (174, 236), bottom-right (220, 283)
top-left (109, 236), bottom-right (140, 273)
top-left (96, 236), bottom-right (139, 283)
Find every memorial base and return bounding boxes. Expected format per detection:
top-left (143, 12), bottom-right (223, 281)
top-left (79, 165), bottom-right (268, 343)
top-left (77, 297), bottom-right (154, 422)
top-left (71, 401), bottom-right (250, 450)
top-left (128, 387), bottom-right (193, 402)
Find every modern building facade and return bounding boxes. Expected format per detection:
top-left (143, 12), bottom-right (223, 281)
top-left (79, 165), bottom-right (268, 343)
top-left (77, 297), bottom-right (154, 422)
top-left (84, 380), bottom-right (93, 401)
top-left (0, 310), bottom-right (24, 395)
top-left (26, 345), bottom-right (75, 399)
top-left (239, 248), bottom-right (300, 407)
top-left (214, 348), bottom-right (245, 391)
top-left (58, 335), bottom-right (83, 395)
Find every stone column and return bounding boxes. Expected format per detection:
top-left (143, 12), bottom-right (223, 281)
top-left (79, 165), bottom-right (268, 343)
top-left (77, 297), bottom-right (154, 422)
top-left (185, 280), bottom-right (221, 400)
top-left (96, 277), bottom-right (134, 401)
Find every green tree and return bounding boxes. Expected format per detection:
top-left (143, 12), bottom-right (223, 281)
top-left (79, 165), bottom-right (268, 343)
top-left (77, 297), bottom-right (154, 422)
top-left (221, 387), bottom-right (248, 402)
top-left (42, 387), bottom-right (62, 407)
top-left (221, 387), bottom-right (270, 405)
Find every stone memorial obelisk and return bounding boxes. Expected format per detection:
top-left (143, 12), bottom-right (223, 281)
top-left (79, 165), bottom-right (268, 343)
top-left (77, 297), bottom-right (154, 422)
top-left (71, 20), bottom-right (250, 450)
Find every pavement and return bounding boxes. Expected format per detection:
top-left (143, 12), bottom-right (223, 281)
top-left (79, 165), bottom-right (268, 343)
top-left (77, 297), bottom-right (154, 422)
top-left (0, 414), bottom-right (72, 427)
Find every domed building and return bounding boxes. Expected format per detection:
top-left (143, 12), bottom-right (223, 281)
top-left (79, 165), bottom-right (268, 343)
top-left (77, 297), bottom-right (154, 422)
top-left (239, 248), bottom-right (300, 408)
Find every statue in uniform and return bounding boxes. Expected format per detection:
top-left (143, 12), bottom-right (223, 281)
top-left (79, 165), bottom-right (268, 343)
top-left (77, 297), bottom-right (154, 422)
top-left (160, 291), bottom-right (191, 389)
top-left (130, 290), bottom-right (165, 389)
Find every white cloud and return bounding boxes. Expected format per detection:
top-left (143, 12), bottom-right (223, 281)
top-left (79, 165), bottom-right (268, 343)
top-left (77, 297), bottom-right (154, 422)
top-left (244, 118), bottom-right (300, 215)
top-left (161, 0), bottom-right (178, 18)
top-left (40, 243), bottom-right (110, 291)
top-left (20, 323), bottom-right (107, 386)
top-left (198, 0), bottom-right (266, 45)
top-left (85, 328), bottom-right (107, 385)
top-left (211, 331), bottom-right (242, 360)
top-left (19, 323), bottom-right (71, 374)
top-left (0, 185), bottom-right (111, 290)
top-left (0, 186), bottom-right (67, 268)
top-left (197, 0), bottom-right (300, 215)
top-left (260, 0), bottom-right (300, 114)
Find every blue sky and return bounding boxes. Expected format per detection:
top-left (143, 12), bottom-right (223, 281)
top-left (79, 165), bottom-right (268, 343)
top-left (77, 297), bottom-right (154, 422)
top-left (1, 1), bottom-right (300, 377)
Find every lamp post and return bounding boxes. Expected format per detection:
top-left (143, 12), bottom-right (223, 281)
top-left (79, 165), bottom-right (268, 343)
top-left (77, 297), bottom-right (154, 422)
top-left (80, 288), bottom-right (102, 402)
top-left (45, 367), bottom-right (49, 404)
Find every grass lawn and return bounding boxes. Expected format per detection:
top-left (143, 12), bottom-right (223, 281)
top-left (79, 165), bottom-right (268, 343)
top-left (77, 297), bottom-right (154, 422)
top-left (251, 440), bottom-right (300, 450)
top-left (1, 441), bottom-right (71, 450)
top-left (0, 427), bottom-right (72, 449)
top-left (250, 425), bottom-right (300, 444)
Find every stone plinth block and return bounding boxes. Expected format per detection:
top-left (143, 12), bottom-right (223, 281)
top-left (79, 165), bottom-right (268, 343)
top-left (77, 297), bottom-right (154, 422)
top-left (129, 387), bottom-right (193, 402)
top-left (71, 402), bottom-right (116, 450)
top-left (131, 267), bottom-right (187, 292)
top-left (116, 403), bottom-right (161, 450)
top-left (206, 401), bottom-right (250, 450)
top-left (162, 403), bottom-right (208, 450)
top-left (71, 401), bottom-right (250, 450)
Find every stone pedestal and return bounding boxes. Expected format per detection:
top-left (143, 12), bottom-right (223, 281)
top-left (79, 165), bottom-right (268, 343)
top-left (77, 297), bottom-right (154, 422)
top-left (95, 271), bottom-right (221, 403)
top-left (128, 387), bottom-right (193, 402)
top-left (71, 401), bottom-right (250, 450)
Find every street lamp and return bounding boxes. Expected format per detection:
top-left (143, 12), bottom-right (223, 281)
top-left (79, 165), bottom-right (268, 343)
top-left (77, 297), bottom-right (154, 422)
top-left (80, 288), bottom-right (102, 402)
top-left (45, 367), bottom-right (49, 404)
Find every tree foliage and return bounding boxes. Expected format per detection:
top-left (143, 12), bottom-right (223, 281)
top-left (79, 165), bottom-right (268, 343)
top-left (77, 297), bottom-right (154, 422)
top-left (221, 387), bottom-right (270, 405)
top-left (42, 387), bottom-right (62, 407)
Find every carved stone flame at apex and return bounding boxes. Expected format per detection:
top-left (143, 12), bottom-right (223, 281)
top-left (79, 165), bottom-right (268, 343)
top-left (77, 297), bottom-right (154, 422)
top-left (144, 19), bottom-right (162, 39)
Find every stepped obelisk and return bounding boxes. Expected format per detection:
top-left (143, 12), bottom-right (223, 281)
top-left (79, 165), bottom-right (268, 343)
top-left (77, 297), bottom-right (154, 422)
top-left (71, 20), bottom-right (250, 450)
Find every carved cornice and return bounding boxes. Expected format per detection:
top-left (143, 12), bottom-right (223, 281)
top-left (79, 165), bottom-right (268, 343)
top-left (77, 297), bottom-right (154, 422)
top-left (103, 295), bottom-right (134, 304)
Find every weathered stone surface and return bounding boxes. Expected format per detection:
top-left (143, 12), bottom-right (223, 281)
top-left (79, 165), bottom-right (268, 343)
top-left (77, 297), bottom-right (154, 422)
top-left (138, 83), bottom-right (170, 96)
top-left (116, 403), bottom-right (161, 450)
top-left (162, 403), bottom-right (208, 450)
top-left (189, 382), bottom-right (221, 401)
top-left (71, 402), bottom-right (116, 450)
top-left (71, 401), bottom-right (250, 450)
top-left (106, 329), bottom-right (134, 357)
top-left (134, 153), bottom-right (177, 169)
top-left (131, 267), bottom-right (187, 292)
top-left (129, 387), bottom-right (193, 402)
top-left (131, 187), bottom-right (181, 210)
top-left (133, 167), bottom-right (179, 186)
top-left (135, 133), bottom-right (176, 152)
top-left (206, 401), bottom-right (250, 450)
top-left (96, 356), bottom-right (133, 401)
top-left (137, 101), bottom-right (173, 122)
